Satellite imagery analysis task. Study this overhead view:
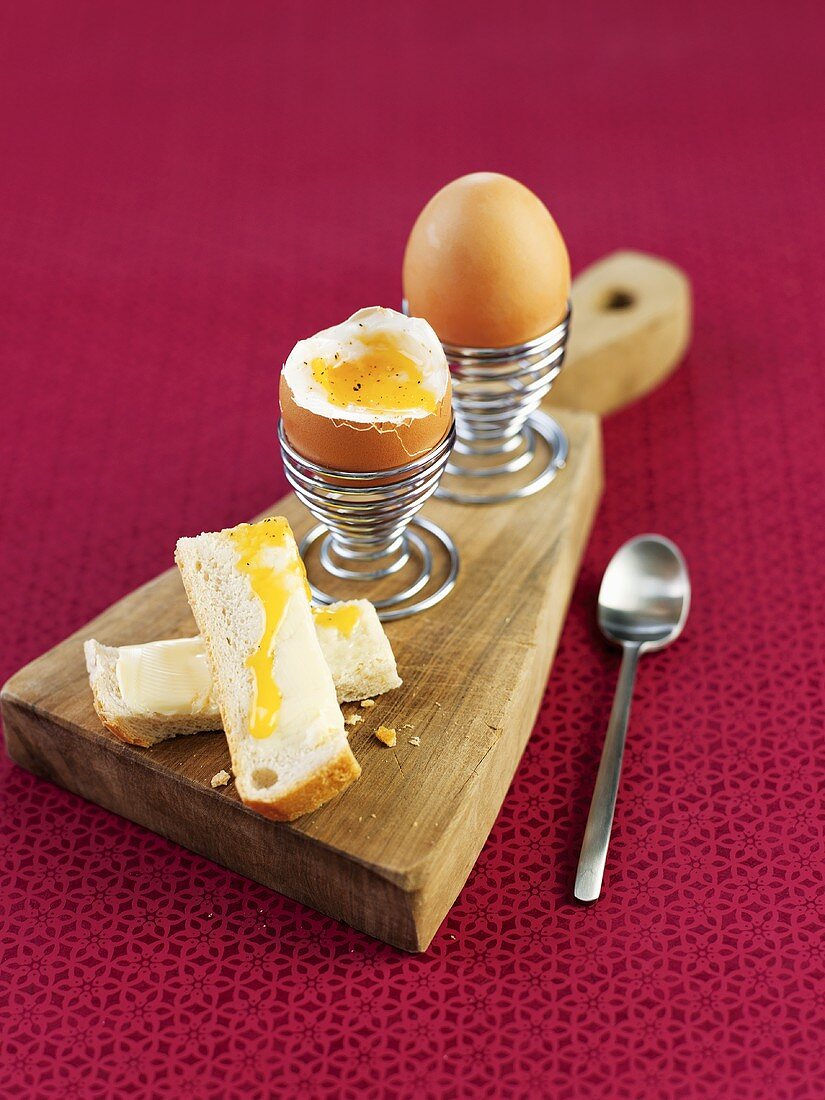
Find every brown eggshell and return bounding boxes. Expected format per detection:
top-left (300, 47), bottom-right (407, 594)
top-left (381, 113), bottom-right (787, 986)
top-left (403, 172), bottom-right (571, 349)
top-left (279, 373), bottom-right (452, 473)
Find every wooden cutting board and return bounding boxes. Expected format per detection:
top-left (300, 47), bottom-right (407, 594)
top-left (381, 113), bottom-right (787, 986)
top-left (1, 250), bottom-right (691, 951)
top-left (2, 408), bottom-right (601, 952)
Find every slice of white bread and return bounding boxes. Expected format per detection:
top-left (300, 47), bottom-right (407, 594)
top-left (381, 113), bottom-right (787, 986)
top-left (84, 637), bottom-right (221, 747)
top-left (84, 599), bottom-right (401, 749)
top-left (308, 599), bottom-right (402, 702)
top-left (175, 518), bottom-right (360, 820)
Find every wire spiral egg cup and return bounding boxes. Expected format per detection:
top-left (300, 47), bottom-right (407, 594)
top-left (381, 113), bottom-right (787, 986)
top-left (436, 307), bottom-right (571, 504)
top-left (279, 420), bottom-right (459, 621)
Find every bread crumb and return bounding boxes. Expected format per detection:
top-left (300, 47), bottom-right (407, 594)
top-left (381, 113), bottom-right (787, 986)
top-left (408, 736), bottom-right (421, 747)
top-left (374, 725), bottom-right (397, 747)
top-left (211, 770), bottom-right (231, 788)
top-left (345, 712), bottom-right (364, 726)
top-left (360, 698), bottom-right (376, 709)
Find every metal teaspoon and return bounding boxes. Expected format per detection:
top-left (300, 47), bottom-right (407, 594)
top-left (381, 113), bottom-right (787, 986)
top-left (574, 535), bottom-right (691, 902)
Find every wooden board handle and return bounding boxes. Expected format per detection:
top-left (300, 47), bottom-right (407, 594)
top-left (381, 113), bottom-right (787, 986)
top-left (545, 250), bottom-right (692, 416)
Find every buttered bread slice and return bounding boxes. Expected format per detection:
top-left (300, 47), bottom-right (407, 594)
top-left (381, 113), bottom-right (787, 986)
top-left (84, 636), bottom-right (219, 747)
top-left (311, 599), bottom-right (401, 702)
top-left (84, 599), bottom-right (401, 748)
top-left (175, 518), bottom-right (360, 820)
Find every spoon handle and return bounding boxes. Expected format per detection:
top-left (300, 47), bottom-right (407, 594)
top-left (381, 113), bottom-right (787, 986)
top-left (574, 643), bottom-right (641, 902)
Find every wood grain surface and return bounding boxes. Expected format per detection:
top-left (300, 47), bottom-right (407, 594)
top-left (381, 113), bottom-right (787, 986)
top-left (2, 408), bottom-right (602, 951)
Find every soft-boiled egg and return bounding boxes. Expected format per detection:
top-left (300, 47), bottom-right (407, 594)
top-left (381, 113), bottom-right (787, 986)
top-left (279, 306), bottom-right (452, 472)
top-left (403, 172), bottom-right (571, 349)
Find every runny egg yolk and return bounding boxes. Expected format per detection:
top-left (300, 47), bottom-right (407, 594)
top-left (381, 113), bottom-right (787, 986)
top-left (229, 518), bottom-right (311, 741)
top-left (310, 335), bottom-right (437, 415)
top-left (313, 603), bottom-right (361, 636)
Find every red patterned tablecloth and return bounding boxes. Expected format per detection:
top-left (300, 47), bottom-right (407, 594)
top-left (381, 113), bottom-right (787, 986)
top-left (1, 2), bottom-right (823, 1096)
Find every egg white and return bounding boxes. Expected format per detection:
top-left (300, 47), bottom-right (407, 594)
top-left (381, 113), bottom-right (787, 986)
top-left (282, 306), bottom-right (449, 424)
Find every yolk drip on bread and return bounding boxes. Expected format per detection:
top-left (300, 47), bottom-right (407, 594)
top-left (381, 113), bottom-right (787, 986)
top-left (312, 602), bottom-right (361, 636)
top-left (229, 518), bottom-right (311, 740)
top-left (279, 306), bottom-right (452, 472)
top-left (175, 519), bottom-right (361, 820)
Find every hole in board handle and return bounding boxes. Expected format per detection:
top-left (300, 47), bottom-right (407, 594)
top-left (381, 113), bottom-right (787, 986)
top-left (601, 289), bottom-right (636, 312)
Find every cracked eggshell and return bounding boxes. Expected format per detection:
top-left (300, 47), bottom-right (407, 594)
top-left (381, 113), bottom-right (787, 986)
top-left (279, 373), bottom-right (452, 472)
top-left (279, 307), bottom-right (452, 473)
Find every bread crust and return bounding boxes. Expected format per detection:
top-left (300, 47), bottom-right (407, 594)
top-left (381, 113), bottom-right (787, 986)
top-left (242, 745), bottom-right (361, 821)
top-left (95, 711), bottom-right (155, 748)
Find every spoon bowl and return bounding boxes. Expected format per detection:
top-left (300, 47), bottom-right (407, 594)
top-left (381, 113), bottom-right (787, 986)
top-left (598, 534), bottom-right (690, 650)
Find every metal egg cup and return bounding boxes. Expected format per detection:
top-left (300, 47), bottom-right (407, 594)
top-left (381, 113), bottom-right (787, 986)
top-left (279, 420), bottom-right (459, 622)
top-left (279, 306), bottom-right (569, 618)
top-left (435, 306), bottom-right (571, 505)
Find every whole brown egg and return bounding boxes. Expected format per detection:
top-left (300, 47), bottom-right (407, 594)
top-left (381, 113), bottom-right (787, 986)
top-left (402, 172), bottom-right (571, 349)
